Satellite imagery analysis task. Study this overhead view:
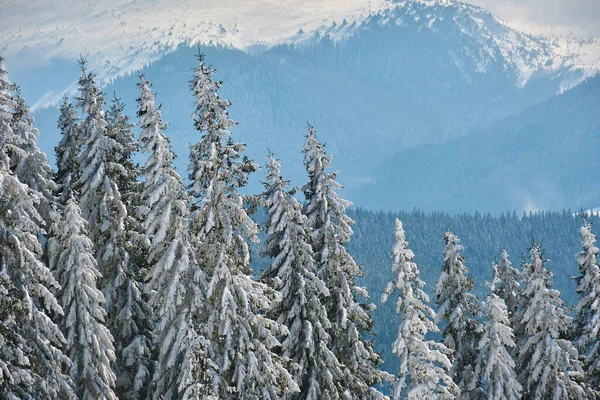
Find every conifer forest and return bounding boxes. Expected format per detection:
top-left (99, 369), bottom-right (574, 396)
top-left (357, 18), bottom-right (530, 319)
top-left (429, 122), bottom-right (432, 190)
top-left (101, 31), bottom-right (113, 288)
top-left (2, 1), bottom-right (600, 398)
top-left (1, 49), bottom-right (600, 399)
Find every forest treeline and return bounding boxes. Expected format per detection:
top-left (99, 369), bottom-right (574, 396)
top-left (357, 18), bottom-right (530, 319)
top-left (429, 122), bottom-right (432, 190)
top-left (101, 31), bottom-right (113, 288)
top-left (1, 51), bottom-right (600, 400)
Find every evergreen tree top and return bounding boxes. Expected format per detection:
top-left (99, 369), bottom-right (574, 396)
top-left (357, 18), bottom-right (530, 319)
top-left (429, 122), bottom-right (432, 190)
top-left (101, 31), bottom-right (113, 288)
top-left (108, 93), bottom-right (137, 154)
top-left (57, 96), bottom-right (79, 129)
top-left (301, 123), bottom-right (354, 246)
top-left (491, 250), bottom-right (520, 315)
top-left (190, 53), bottom-right (235, 135)
top-left (55, 96), bottom-right (81, 200)
top-left (261, 154), bottom-right (306, 281)
top-left (137, 74), bottom-right (177, 179)
top-left (302, 123), bottom-right (333, 179)
top-left (76, 62), bottom-right (105, 117)
top-left (578, 220), bottom-right (598, 257)
top-left (521, 240), bottom-right (553, 289)
top-left (436, 229), bottom-right (476, 310)
top-left (137, 74), bottom-right (167, 130)
top-left (188, 54), bottom-right (258, 211)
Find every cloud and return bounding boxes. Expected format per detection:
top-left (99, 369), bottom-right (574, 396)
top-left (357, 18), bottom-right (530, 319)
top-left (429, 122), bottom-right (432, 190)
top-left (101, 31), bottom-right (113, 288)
top-left (468, 0), bottom-right (600, 35)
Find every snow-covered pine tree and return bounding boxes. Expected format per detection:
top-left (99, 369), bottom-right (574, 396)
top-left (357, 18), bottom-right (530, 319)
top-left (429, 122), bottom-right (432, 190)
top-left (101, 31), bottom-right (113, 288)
top-left (476, 275), bottom-right (521, 400)
top-left (76, 59), bottom-right (152, 400)
top-left (188, 52), bottom-right (296, 398)
top-left (106, 93), bottom-right (149, 275)
top-left (492, 250), bottom-right (520, 324)
top-left (435, 230), bottom-right (482, 400)
top-left (261, 154), bottom-right (347, 398)
top-left (107, 93), bottom-right (140, 208)
top-left (105, 97), bottom-right (154, 393)
top-left (516, 241), bottom-right (592, 399)
top-left (137, 74), bottom-right (212, 399)
top-left (381, 219), bottom-right (458, 400)
top-left (7, 89), bottom-right (58, 225)
top-left (49, 193), bottom-right (117, 400)
top-left (76, 57), bottom-right (118, 242)
top-left (302, 124), bottom-right (387, 398)
top-left (55, 96), bottom-right (81, 203)
top-left (0, 56), bottom-right (75, 399)
top-left (572, 221), bottom-right (600, 388)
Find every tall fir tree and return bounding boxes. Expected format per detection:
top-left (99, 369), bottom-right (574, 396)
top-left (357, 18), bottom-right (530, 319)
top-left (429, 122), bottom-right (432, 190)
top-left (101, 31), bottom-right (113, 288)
top-left (435, 230), bottom-right (482, 400)
top-left (106, 94), bottom-right (149, 281)
top-left (106, 94), bottom-right (140, 210)
top-left (188, 52), bottom-right (295, 398)
top-left (7, 89), bottom-right (58, 225)
top-left (381, 219), bottom-right (457, 400)
top-left (302, 124), bottom-right (387, 398)
top-left (55, 96), bottom-right (81, 202)
top-left (49, 194), bottom-right (118, 400)
top-left (492, 250), bottom-right (520, 325)
top-left (572, 221), bottom-right (600, 388)
top-left (476, 273), bottom-right (521, 400)
top-left (137, 74), bottom-right (211, 399)
top-left (76, 59), bottom-right (152, 400)
top-left (0, 56), bottom-right (75, 399)
top-left (261, 154), bottom-right (346, 399)
top-left (516, 241), bottom-right (592, 399)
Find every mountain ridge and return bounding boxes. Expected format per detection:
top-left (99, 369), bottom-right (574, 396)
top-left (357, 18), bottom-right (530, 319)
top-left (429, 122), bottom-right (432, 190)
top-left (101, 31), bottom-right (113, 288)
top-left (3, 0), bottom-right (599, 110)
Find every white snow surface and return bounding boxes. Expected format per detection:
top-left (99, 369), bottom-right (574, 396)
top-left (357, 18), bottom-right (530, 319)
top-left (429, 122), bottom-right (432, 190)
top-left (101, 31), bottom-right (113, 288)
top-left (1, 0), bottom-right (392, 79)
top-left (2, 0), bottom-right (600, 107)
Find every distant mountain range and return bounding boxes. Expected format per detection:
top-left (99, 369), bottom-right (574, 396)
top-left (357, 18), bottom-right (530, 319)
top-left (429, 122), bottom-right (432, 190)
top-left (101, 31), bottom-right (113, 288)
top-left (4, 0), bottom-right (600, 109)
top-left (14, 0), bottom-right (600, 213)
top-left (348, 74), bottom-right (600, 213)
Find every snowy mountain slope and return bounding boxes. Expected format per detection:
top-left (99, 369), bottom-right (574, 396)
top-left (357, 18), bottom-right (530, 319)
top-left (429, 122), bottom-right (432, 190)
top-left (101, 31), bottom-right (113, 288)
top-left (300, 1), bottom-right (600, 89)
top-left (29, 24), bottom-right (587, 215)
top-left (1, 0), bottom-right (392, 85)
top-left (31, 29), bottom-right (563, 201)
top-left (2, 0), bottom-right (600, 109)
top-left (296, 0), bottom-right (554, 87)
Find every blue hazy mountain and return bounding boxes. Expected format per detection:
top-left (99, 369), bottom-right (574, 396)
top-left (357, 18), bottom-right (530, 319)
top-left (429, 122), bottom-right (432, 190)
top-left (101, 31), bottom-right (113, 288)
top-left (349, 74), bottom-right (600, 213)
top-left (29, 0), bottom-right (598, 213)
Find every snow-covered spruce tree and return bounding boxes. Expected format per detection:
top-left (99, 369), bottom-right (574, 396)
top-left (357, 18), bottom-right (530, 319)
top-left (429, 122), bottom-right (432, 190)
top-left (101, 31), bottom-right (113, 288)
top-left (7, 89), bottom-right (58, 225)
top-left (55, 96), bottom-right (81, 202)
top-left (188, 52), bottom-right (296, 398)
top-left (435, 230), bottom-right (483, 400)
top-left (476, 276), bottom-right (521, 400)
top-left (76, 60), bottom-right (152, 400)
top-left (381, 219), bottom-right (458, 400)
top-left (492, 250), bottom-right (520, 325)
top-left (572, 221), bottom-right (600, 388)
top-left (106, 93), bottom-right (149, 274)
top-left (0, 57), bottom-right (75, 399)
top-left (137, 74), bottom-right (212, 399)
top-left (302, 124), bottom-right (387, 398)
top-left (516, 241), bottom-right (592, 399)
top-left (261, 154), bottom-right (348, 399)
top-left (107, 93), bottom-right (140, 208)
top-left (49, 193), bottom-right (117, 400)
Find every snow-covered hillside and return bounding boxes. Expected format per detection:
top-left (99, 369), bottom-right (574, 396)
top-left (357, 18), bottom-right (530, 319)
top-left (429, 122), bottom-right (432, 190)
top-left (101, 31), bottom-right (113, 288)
top-left (299, 1), bottom-right (600, 90)
top-left (2, 0), bottom-right (600, 107)
top-left (1, 0), bottom-right (393, 83)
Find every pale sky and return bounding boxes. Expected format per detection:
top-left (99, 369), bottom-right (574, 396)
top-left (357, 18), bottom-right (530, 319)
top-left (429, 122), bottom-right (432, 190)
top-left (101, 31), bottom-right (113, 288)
top-left (468, 0), bottom-right (600, 36)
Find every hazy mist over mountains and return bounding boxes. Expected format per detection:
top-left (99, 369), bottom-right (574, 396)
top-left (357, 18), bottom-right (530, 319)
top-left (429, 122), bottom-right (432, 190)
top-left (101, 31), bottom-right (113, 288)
top-left (11, 0), bottom-right (597, 213)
